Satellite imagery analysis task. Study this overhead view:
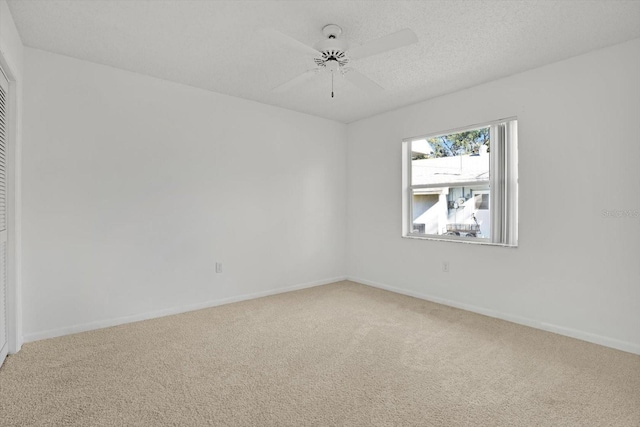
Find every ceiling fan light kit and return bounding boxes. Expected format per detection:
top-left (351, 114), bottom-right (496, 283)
top-left (271, 24), bottom-right (418, 98)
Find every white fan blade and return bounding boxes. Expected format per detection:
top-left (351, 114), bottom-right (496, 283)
top-left (344, 69), bottom-right (384, 93)
top-left (272, 69), bottom-right (319, 93)
top-left (349, 28), bottom-right (418, 60)
top-left (263, 29), bottom-right (320, 57)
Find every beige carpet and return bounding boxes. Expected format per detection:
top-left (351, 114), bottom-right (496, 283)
top-left (1, 281), bottom-right (639, 426)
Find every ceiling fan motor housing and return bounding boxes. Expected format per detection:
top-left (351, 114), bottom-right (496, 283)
top-left (315, 25), bottom-right (350, 69)
top-left (314, 49), bottom-right (349, 69)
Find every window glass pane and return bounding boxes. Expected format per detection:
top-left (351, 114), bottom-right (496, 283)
top-left (412, 186), bottom-right (490, 239)
top-left (411, 127), bottom-right (490, 186)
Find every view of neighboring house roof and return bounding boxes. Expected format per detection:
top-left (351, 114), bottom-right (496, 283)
top-left (412, 152), bottom-right (490, 186)
top-left (411, 139), bottom-right (434, 156)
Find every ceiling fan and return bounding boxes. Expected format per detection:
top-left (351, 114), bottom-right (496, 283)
top-left (269, 24), bottom-right (418, 97)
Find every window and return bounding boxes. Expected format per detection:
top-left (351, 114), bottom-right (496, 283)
top-left (402, 118), bottom-right (518, 246)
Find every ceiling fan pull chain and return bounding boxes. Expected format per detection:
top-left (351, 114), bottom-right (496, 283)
top-left (331, 71), bottom-right (334, 98)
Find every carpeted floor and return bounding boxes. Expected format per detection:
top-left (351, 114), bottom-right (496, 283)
top-left (1, 281), bottom-right (639, 426)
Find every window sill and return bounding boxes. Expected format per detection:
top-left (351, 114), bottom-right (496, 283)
top-left (402, 233), bottom-right (517, 248)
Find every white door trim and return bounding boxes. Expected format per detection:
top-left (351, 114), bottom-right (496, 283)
top-left (0, 50), bottom-right (22, 355)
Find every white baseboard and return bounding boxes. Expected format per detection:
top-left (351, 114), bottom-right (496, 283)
top-left (24, 276), bottom-right (347, 343)
top-left (349, 276), bottom-right (640, 356)
top-left (24, 275), bottom-right (639, 356)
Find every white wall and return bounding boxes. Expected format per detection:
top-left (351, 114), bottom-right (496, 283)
top-left (18, 34), bottom-right (640, 354)
top-left (0, 0), bottom-right (24, 353)
top-left (22, 48), bottom-right (347, 340)
top-left (347, 39), bottom-right (640, 354)
top-left (0, 1), bottom-right (22, 72)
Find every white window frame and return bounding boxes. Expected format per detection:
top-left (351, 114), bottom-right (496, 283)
top-left (402, 118), bottom-right (518, 247)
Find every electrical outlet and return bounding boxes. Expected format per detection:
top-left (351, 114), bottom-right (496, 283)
top-left (215, 262), bottom-right (222, 273)
top-left (442, 261), bottom-right (449, 273)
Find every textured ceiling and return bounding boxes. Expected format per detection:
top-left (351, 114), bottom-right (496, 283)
top-left (6, 0), bottom-right (640, 123)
